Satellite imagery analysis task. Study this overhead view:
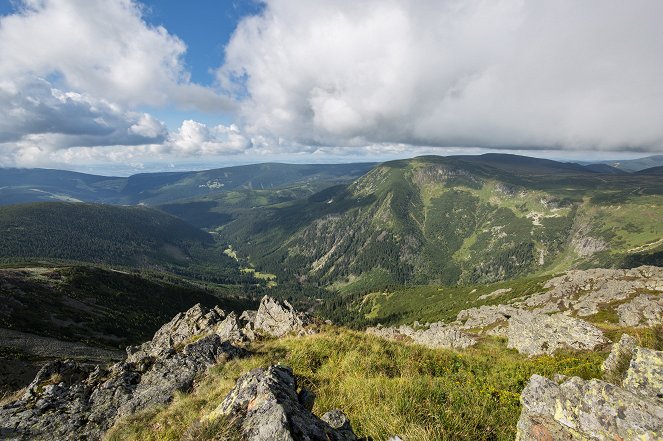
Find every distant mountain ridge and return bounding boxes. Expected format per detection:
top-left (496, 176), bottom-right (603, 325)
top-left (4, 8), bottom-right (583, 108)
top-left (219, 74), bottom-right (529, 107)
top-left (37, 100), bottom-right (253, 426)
top-left (0, 162), bottom-right (376, 206)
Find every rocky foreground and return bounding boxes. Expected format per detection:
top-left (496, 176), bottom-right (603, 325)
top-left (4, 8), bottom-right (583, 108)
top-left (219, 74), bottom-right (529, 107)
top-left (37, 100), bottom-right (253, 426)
top-left (0, 296), bottom-right (368, 441)
top-left (2, 266), bottom-right (663, 440)
top-left (369, 266), bottom-right (663, 356)
top-left (517, 334), bottom-right (663, 440)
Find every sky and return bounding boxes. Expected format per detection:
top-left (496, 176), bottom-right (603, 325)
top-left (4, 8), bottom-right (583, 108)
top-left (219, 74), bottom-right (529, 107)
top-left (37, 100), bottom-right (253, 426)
top-left (0, 0), bottom-right (662, 175)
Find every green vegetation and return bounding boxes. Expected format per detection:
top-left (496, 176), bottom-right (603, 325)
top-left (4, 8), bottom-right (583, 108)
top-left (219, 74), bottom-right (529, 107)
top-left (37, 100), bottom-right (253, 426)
top-left (0, 265), bottom-right (257, 348)
top-left (105, 329), bottom-right (605, 441)
top-left (0, 202), bottom-right (246, 283)
top-left (321, 275), bottom-right (549, 328)
top-left (216, 155), bottom-right (663, 292)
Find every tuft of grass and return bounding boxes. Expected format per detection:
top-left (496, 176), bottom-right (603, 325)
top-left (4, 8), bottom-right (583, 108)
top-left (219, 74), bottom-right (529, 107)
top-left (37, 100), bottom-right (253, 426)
top-left (105, 329), bottom-right (605, 441)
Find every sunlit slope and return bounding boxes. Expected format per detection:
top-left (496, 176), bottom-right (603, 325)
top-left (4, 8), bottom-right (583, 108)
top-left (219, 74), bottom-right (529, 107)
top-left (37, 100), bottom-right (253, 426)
top-left (219, 154), bottom-right (663, 286)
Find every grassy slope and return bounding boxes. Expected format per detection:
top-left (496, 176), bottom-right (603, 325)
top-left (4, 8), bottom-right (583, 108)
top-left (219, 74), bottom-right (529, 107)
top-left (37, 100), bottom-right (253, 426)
top-left (106, 329), bottom-right (618, 441)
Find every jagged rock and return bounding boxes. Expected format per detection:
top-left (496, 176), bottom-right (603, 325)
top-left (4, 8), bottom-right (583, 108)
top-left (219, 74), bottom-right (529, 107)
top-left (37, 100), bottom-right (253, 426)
top-left (506, 310), bottom-right (608, 356)
top-left (209, 365), bottom-right (362, 441)
top-left (623, 347), bottom-right (663, 400)
top-left (126, 303), bottom-right (227, 362)
top-left (253, 296), bottom-right (310, 337)
top-left (214, 311), bottom-right (245, 342)
top-left (602, 333), bottom-right (637, 383)
top-left (367, 322), bottom-right (477, 350)
top-left (617, 294), bottom-right (663, 327)
top-left (240, 309), bottom-right (258, 326)
top-left (0, 304), bottom-right (247, 441)
top-left (516, 374), bottom-right (663, 440)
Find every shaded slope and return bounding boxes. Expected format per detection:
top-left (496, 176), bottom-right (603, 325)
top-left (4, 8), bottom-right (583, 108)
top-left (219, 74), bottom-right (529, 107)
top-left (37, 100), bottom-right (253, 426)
top-left (0, 266), bottom-right (255, 348)
top-left (0, 202), bottom-right (238, 279)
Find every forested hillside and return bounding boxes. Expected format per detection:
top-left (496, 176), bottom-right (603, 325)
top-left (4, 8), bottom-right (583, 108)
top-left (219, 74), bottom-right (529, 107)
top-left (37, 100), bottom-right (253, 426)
top-left (0, 203), bottom-right (239, 281)
top-left (218, 155), bottom-right (663, 289)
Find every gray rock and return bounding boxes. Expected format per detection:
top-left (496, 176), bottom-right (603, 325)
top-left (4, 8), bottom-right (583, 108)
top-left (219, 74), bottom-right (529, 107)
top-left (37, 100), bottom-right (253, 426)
top-left (617, 294), bottom-right (663, 327)
top-left (623, 346), bottom-right (663, 401)
top-left (210, 365), bottom-right (360, 441)
top-left (367, 322), bottom-right (477, 350)
top-left (516, 374), bottom-right (663, 440)
top-left (253, 296), bottom-right (310, 337)
top-left (0, 304), bottom-right (247, 441)
top-left (240, 309), bottom-right (258, 326)
top-left (522, 266), bottom-right (663, 318)
top-left (602, 333), bottom-right (637, 384)
top-left (298, 386), bottom-right (316, 412)
top-left (456, 304), bottom-right (523, 332)
top-left (506, 310), bottom-right (608, 356)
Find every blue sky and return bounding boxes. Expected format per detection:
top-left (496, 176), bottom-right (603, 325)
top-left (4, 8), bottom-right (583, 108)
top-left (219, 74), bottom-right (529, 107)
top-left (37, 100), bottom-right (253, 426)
top-left (0, 1), bottom-right (662, 174)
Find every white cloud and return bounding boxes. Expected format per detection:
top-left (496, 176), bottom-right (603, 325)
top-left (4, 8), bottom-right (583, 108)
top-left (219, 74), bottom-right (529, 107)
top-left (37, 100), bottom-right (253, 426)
top-left (220, 0), bottom-right (663, 152)
top-left (0, 0), bottom-right (233, 110)
top-left (167, 120), bottom-right (252, 155)
top-left (0, 0), bottom-right (240, 168)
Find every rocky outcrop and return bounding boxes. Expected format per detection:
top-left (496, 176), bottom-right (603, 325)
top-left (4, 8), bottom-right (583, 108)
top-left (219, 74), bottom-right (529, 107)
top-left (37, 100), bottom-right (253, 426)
top-left (623, 347), bottom-right (663, 400)
top-left (617, 294), bottom-right (663, 327)
top-left (0, 297), bottom-right (313, 441)
top-left (520, 266), bottom-right (663, 317)
top-left (516, 374), bottom-right (663, 440)
top-left (207, 365), bottom-right (364, 441)
top-left (455, 304), bottom-right (524, 335)
top-left (506, 310), bottom-right (608, 356)
top-left (367, 322), bottom-right (477, 350)
top-left (0, 334), bottom-right (244, 440)
top-left (252, 296), bottom-right (311, 337)
top-left (516, 341), bottom-right (663, 440)
top-left (602, 333), bottom-right (637, 383)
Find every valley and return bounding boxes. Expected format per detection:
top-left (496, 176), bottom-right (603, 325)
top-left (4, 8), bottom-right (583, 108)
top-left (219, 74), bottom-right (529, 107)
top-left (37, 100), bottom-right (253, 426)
top-left (1, 154), bottom-right (663, 440)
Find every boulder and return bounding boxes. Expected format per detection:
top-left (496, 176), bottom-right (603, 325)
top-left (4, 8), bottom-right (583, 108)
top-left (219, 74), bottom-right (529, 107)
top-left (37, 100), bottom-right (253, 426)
top-left (209, 365), bottom-right (363, 441)
top-left (516, 374), bottom-right (663, 440)
top-left (456, 304), bottom-right (523, 332)
top-left (506, 310), bottom-right (608, 356)
top-left (617, 294), bottom-right (663, 327)
top-left (253, 296), bottom-right (310, 337)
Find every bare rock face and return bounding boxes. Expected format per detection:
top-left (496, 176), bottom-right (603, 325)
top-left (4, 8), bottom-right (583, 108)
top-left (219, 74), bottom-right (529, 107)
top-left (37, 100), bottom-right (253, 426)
top-left (516, 375), bottom-right (663, 441)
top-left (506, 310), bottom-right (608, 356)
top-left (617, 294), bottom-right (663, 327)
top-left (0, 334), bottom-right (245, 441)
top-left (367, 322), bottom-right (477, 350)
top-left (253, 296), bottom-right (311, 337)
top-left (0, 297), bottom-right (316, 440)
top-left (516, 340), bottom-right (663, 440)
top-left (209, 365), bottom-right (363, 441)
top-left (602, 333), bottom-right (638, 383)
top-left (623, 347), bottom-right (663, 400)
top-left (456, 304), bottom-right (524, 334)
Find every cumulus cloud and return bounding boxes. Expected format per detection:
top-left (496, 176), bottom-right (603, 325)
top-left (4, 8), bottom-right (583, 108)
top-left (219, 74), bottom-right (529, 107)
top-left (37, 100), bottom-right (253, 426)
top-left (220, 0), bottom-right (663, 152)
top-left (166, 120), bottom-right (252, 155)
top-left (0, 0), bottom-right (232, 110)
top-left (0, 0), bottom-right (241, 168)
